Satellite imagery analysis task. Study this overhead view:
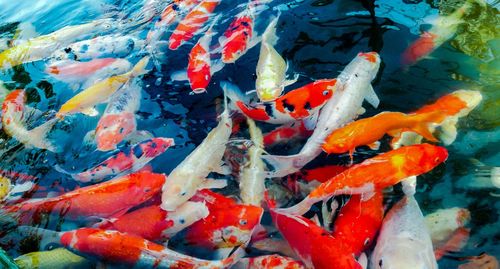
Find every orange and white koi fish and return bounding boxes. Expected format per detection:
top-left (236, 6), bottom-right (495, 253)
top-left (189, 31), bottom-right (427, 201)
top-left (56, 137), bottom-right (173, 183)
top-left (370, 196), bottom-right (438, 269)
top-left (185, 190), bottom-right (264, 249)
top-left (255, 15), bottom-right (298, 102)
top-left (231, 79), bottom-right (336, 124)
top-left (168, 0), bottom-right (221, 50)
top-left (46, 58), bottom-right (132, 85)
top-left (263, 52), bottom-right (381, 177)
top-left (1, 90), bottom-right (59, 152)
top-left (161, 104), bottom-right (232, 211)
top-left (239, 118), bottom-right (265, 206)
top-left (18, 227), bottom-right (242, 269)
top-left (392, 90), bottom-right (482, 148)
top-left (56, 56), bottom-right (150, 118)
top-left (434, 227), bottom-right (470, 260)
top-left (96, 201), bottom-right (209, 242)
top-left (459, 254), bottom-right (499, 269)
top-left (263, 121), bottom-right (312, 147)
top-left (278, 144), bottom-right (448, 215)
top-left (402, 1), bottom-right (471, 65)
top-left (51, 34), bottom-right (143, 61)
top-left (2, 171), bottom-right (166, 226)
top-left (322, 111), bottom-right (443, 157)
top-left (94, 78), bottom-right (142, 151)
top-left (235, 255), bottom-right (305, 269)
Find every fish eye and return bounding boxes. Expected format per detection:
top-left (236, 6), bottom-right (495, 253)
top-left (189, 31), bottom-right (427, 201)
top-left (378, 259), bottom-right (383, 268)
top-left (434, 157), bottom-right (440, 163)
top-left (322, 90), bottom-right (330, 96)
top-left (239, 219), bottom-right (247, 225)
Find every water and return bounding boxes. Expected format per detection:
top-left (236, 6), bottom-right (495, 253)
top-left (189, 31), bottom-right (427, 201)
top-left (0, 0), bottom-right (498, 268)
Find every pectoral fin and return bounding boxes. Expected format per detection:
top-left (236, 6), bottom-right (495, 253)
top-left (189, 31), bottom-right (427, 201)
top-left (198, 179), bottom-right (228, 190)
top-left (365, 84), bottom-right (380, 108)
top-left (80, 107), bottom-right (99, 117)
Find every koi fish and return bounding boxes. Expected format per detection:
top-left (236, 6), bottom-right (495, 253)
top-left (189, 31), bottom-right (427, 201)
top-left (17, 227), bottom-right (242, 269)
top-left (185, 190), bottom-right (264, 249)
top-left (56, 137), bottom-right (173, 183)
top-left (434, 227), bottom-right (470, 260)
top-left (255, 15), bottom-right (298, 102)
top-left (0, 18), bottom-right (116, 69)
top-left (239, 118), bottom-right (266, 206)
top-left (2, 171), bottom-right (166, 226)
top-left (51, 34), bottom-right (143, 61)
top-left (2, 89), bottom-right (59, 152)
top-left (168, 0), bottom-right (221, 50)
top-left (401, 1), bottom-right (471, 65)
top-left (458, 254), bottom-right (499, 269)
top-left (94, 78), bottom-right (142, 151)
top-left (96, 201), bottom-right (209, 242)
top-left (392, 90), bottom-right (482, 148)
top-left (46, 58), bottom-right (132, 85)
top-left (370, 196), bottom-right (438, 269)
top-left (56, 56), bottom-right (150, 118)
top-left (14, 248), bottom-right (91, 269)
top-left (235, 255), bottom-right (305, 269)
top-left (263, 52), bottom-right (381, 177)
top-left (234, 79), bottom-right (336, 124)
top-left (278, 144), bottom-right (448, 216)
top-left (425, 207), bottom-right (470, 248)
top-left (263, 121), bottom-right (312, 147)
top-left (322, 111), bottom-right (443, 157)
top-left (161, 105), bottom-right (232, 211)
top-left (220, 3), bottom-right (257, 63)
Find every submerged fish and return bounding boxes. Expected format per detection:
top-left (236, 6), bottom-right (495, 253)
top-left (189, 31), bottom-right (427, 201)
top-left (370, 196), bottom-right (438, 269)
top-left (14, 248), bottom-right (91, 269)
top-left (263, 52), bottom-right (381, 177)
top-left (235, 255), bottom-right (305, 269)
top-left (2, 90), bottom-right (59, 152)
top-left (263, 121), bottom-right (312, 146)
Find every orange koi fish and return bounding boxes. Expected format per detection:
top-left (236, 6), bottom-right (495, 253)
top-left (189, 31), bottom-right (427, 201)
top-left (2, 89), bottom-right (59, 152)
top-left (2, 171), bottom-right (166, 226)
top-left (56, 137), bottom-right (174, 183)
top-left (279, 144), bottom-right (448, 215)
top-left (228, 79), bottom-right (336, 124)
top-left (236, 255), bottom-right (305, 269)
top-left (18, 227), bottom-right (242, 268)
top-left (263, 121), bottom-right (312, 147)
top-left (168, 0), bottom-right (221, 50)
top-left (96, 201), bottom-right (209, 242)
top-left (220, 3), bottom-right (256, 63)
top-left (322, 111), bottom-right (443, 157)
top-left (185, 190), bottom-right (264, 249)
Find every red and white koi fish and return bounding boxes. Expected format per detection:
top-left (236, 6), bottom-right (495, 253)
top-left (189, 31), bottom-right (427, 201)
top-left (235, 255), bottom-right (305, 269)
top-left (17, 227), bottom-right (242, 269)
top-left (46, 58), bottom-right (132, 85)
top-left (401, 1), bottom-right (471, 65)
top-left (168, 0), bottom-right (221, 50)
top-left (370, 196), bottom-right (438, 269)
top-left (56, 137), bottom-right (174, 183)
top-left (94, 78), bottom-right (142, 151)
top-left (278, 144), bottom-right (448, 216)
top-left (2, 89), bottom-right (59, 152)
top-left (263, 52), bottom-right (381, 177)
top-left (161, 105), bottom-right (232, 211)
top-left (51, 34), bottom-right (143, 61)
top-left (230, 79), bottom-right (336, 124)
top-left (96, 201), bottom-right (209, 242)
top-left (185, 190), bottom-right (264, 249)
top-left (458, 254), bottom-right (499, 269)
top-left (171, 16), bottom-right (223, 93)
top-left (263, 121), bottom-right (312, 147)
top-left (2, 171), bottom-right (166, 226)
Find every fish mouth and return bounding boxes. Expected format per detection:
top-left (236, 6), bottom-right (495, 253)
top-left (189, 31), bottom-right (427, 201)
top-left (193, 88), bottom-right (207, 94)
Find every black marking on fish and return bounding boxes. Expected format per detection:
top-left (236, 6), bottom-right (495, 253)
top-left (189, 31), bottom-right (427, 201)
top-left (304, 101), bottom-right (311, 110)
top-left (133, 145), bottom-right (144, 158)
top-left (282, 99), bottom-right (295, 112)
top-left (263, 103), bottom-right (275, 118)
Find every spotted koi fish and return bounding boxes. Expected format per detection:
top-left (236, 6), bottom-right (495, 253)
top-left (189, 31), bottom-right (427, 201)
top-left (235, 255), bottom-right (305, 269)
top-left (56, 137), bottom-right (174, 183)
top-left (220, 2), bottom-right (256, 63)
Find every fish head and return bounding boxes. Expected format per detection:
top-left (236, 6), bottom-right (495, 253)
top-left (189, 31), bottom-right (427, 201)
top-left (308, 79), bottom-right (337, 106)
top-left (135, 137), bottom-right (174, 158)
top-left (357, 52), bottom-right (381, 74)
top-left (187, 63), bottom-right (211, 93)
top-left (95, 113), bottom-right (136, 151)
top-left (0, 175), bottom-right (11, 200)
top-left (132, 171), bottom-right (167, 197)
top-left (414, 144), bottom-right (448, 172)
top-left (372, 242), bottom-right (435, 269)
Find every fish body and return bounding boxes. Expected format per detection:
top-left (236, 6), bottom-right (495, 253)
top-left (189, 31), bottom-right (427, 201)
top-left (263, 52), bottom-right (381, 177)
top-left (161, 108), bottom-right (232, 211)
top-left (425, 207), bottom-right (470, 247)
top-left (236, 79), bottom-right (336, 124)
top-left (96, 201), bottom-right (209, 242)
top-left (185, 190), bottom-right (264, 249)
top-left (95, 78), bottom-right (142, 151)
top-left (235, 255), bottom-right (305, 269)
top-left (14, 248), bottom-right (90, 269)
top-left (0, 19), bottom-right (115, 69)
top-left (263, 121), bottom-right (312, 146)
top-left (2, 171), bottom-right (166, 226)
top-left (60, 137), bottom-right (174, 183)
top-left (322, 111), bottom-right (443, 156)
top-left (239, 118), bottom-right (265, 206)
top-left (46, 58), bottom-right (132, 85)
top-left (279, 144), bottom-right (448, 215)
top-left (221, 6), bottom-right (255, 63)
top-left (168, 0), bottom-right (221, 50)
top-left (256, 15), bottom-right (296, 102)
top-left (370, 196), bottom-right (438, 269)
top-left (2, 90), bottom-right (59, 152)
top-left (56, 56), bottom-right (150, 118)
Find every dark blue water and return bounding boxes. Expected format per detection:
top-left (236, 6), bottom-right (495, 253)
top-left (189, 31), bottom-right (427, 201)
top-left (0, 0), bottom-right (498, 268)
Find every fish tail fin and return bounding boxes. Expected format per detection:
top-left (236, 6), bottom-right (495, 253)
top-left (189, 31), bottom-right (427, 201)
top-left (220, 243), bottom-right (247, 268)
top-left (439, 118), bottom-right (458, 145)
top-left (262, 14), bottom-right (280, 46)
top-left (130, 56), bottom-right (152, 78)
top-left (261, 154), bottom-right (301, 178)
top-left (408, 112), bottom-right (444, 142)
top-left (28, 119), bottom-right (60, 152)
top-left (220, 80), bottom-right (250, 111)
